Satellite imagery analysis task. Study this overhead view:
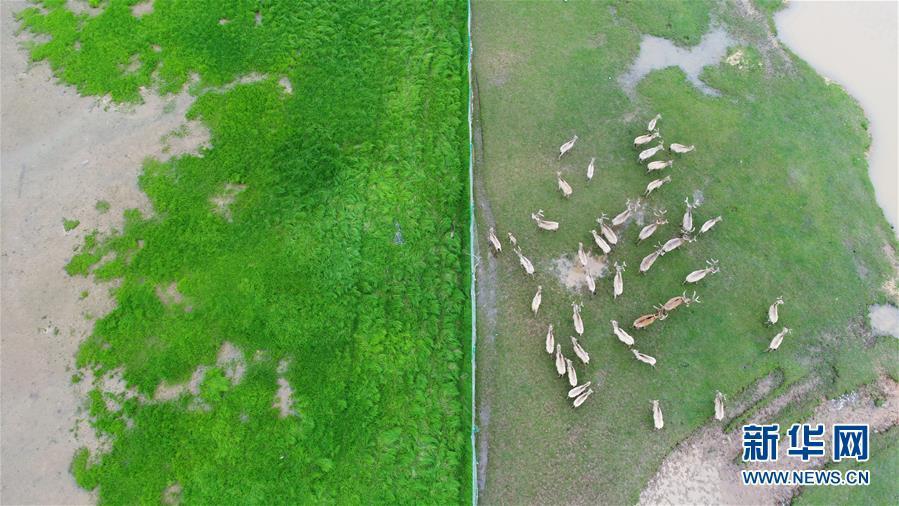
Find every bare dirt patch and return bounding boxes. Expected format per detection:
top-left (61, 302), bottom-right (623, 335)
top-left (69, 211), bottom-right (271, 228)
top-left (67, 0), bottom-right (103, 17)
top-left (217, 341), bottom-right (246, 385)
top-left (0, 2), bottom-right (207, 502)
top-left (639, 375), bottom-right (899, 505)
top-left (551, 252), bottom-right (609, 292)
top-left (273, 378), bottom-right (297, 418)
top-left (132, 1), bottom-right (154, 18)
top-left (869, 304), bottom-right (899, 339)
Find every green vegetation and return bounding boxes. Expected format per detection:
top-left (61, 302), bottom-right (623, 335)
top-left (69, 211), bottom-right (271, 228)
top-left (472, 0), bottom-right (897, 503)
top-left (616, 0), bottom-right (713, 46)
top-left (63, 217), bottom-right (80, 231)
top-left (95, 200), bottom-right (111, 213)
top-left (20, 0), bottom-right (470, 503)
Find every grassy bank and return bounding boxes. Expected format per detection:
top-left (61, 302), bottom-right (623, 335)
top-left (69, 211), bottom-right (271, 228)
top-left (19, 0), bottom-right (470, 503)
top-left (472, 0), bottom-right (897, 503)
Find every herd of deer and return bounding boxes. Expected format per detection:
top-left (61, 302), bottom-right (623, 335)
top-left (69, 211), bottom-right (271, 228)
top-left (486, 113), bottom-right (792, 428)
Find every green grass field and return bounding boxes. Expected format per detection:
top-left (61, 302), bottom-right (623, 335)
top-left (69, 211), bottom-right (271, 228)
top-left (796, 426), bottom-right (899, 505)
top-left (472, 0), bottom-right (897, 503)
top-left (19, 0), bottom-right (470, 503)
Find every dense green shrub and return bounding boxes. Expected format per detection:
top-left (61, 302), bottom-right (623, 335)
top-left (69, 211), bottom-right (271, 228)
top-left (19, 0), bottom-right (470, 503)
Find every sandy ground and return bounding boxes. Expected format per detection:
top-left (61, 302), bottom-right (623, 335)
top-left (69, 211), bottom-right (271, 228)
top-left (639, 375), bottom-right (899, 505)
top-left (0, 2), bottom-right (207, 502)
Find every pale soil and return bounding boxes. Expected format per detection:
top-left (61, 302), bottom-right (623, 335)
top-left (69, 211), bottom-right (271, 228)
top-left (639, 375), bottom-right (899, 505)
top-left (0, 2), bottom-right (207, 502)
top-left (471, 72), bottom-right (498, 495)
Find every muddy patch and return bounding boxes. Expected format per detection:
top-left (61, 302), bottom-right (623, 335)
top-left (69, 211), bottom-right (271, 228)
top-left (639, 375), bottom-right (898, 505)
top-left (551, 252), bottom-right (609, 292)
top-left (869, 304), bottom-right (899, 338)
top-left (619, 27), bottom-right (734, 97)
top-left (472, 71), bottom-right (498, 495)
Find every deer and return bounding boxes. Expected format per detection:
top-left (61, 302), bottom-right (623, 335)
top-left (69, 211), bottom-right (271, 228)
top-left (597, 214), bottom-right (619, 245)
top-left (591, 229), bottom-right (612, 254)
top-left (766, 296), bottom-right (784, 325)
top-left (699, 215), bottom-right (722, 235)
top-left (545, 323), bottom-right (555, 354)
top-left (639, 243), bottom-right (666, 274)
top-left (566, 358), bottom-right (578, 387)
top-left (559, 135), bottom-right (578, 159)
top-left (531, 286), bottom-right (542, 316)
top-left (633, 305), bottom-right (667, 329)
top-left (634, 130), bottom-right (661, 147)
top-left (684, 259), bottom-right (719, 284)
top-left (638, 142), bottom-right (665, 163)
top-left (766, 327), bottom-right (791, 352)
top-left (669, 143), bottom-right (695, 154)
top-left (682, 197), bottom-right (701, 234)
top-left (531, 209), bottom-right (560, 231)
top-left (514, 247), bottom-right (535, 275)
top-left (632, 349), bottom-right (657, 367)
top-left (585, 272), bottom-right (596, 295)
top-left (611, 319), bottom-right (634, 346)
top-left (487, 227), bottom-right (502, 253)
top-left (661, 291), bottom-right (701, 313)
top-left (647, 113), bottom-right (661, 132)
top-left (578, 242), bottom-right (589, 267)
top-left (652, 400), bottom-right (664, 429)
top-left (714, 391), bottom-right (726, 421)
top-left (646, 160), bottom-right (673, 173)
top-left (613, 261), bottom-right (626, 299)
top-left (568, 381), bottom-right (591, 398)
top-left (644, 175), bottom-right (672, 197)
top-left (572, 302), bottom-right (584, 336)
top-left (507, 232), bottom-right (518, 247)
top-left (555, 344), bottom-right (567, 375)
top-left (612, 199), bottom-right (638, 227)
top-left (573, 388), bottom-right (593, 408)
top-left (661, 234), bottom-right (693, 254)
top-left (571, 336), bottom-right (590, 364)
top-left (638, 208), bottom-right (667, 242)
top-left (587, 157), bottom-right (595, 181)
top-left (557, 171), bottom-right (573, 198)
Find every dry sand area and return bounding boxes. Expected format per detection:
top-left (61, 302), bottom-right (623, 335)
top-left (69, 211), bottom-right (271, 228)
top-left (1, 2), bottom-right (207, 502)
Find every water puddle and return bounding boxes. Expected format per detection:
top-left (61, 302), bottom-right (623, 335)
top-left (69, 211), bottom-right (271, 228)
top-left (775, 2), bottom-right (898, 234)
top-left (619, 27), bottom-right (734, 97)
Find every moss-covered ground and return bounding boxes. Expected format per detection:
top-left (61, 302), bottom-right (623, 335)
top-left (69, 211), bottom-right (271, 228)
top-left (18, 0), bottom-right (471, 503)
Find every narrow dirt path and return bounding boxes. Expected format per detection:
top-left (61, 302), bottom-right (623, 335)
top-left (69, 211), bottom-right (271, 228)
top-left (471, 69), bottom-right (499, 495)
